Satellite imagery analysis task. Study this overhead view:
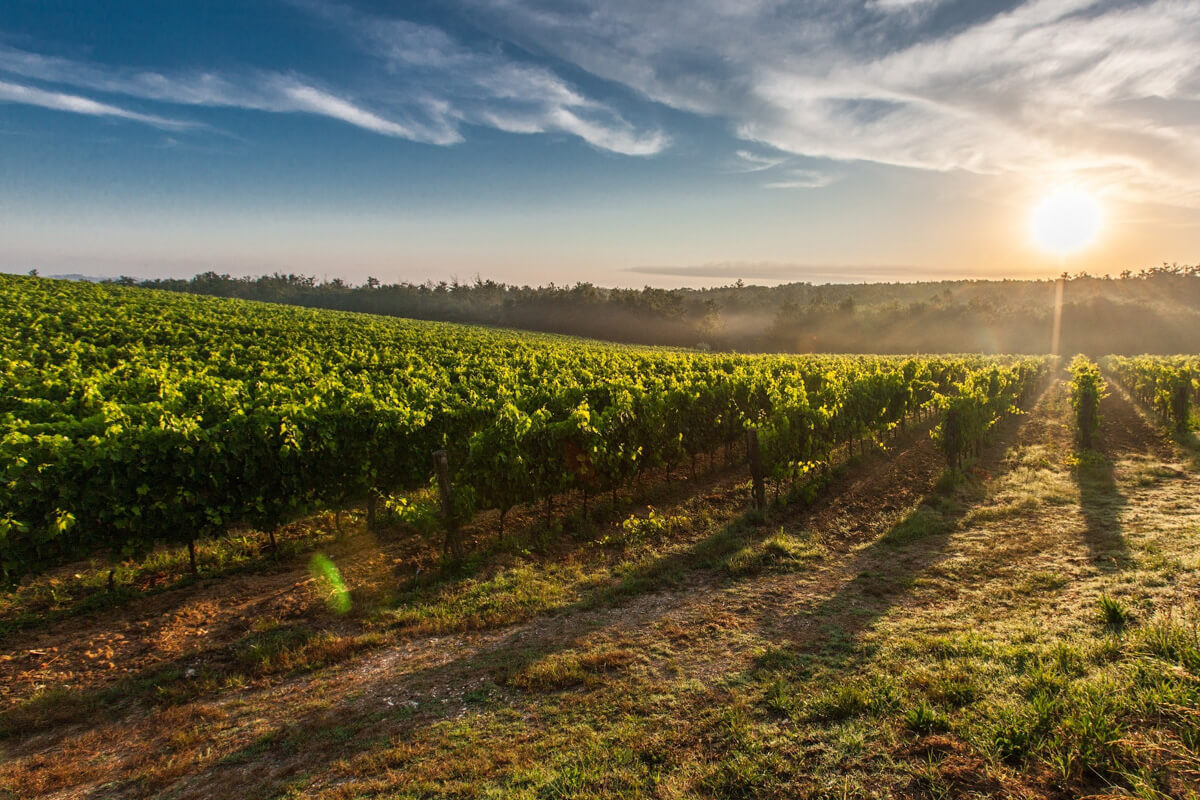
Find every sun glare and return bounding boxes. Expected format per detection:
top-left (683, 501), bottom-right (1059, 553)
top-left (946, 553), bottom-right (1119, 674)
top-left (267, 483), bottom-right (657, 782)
top-left (1030, 188), bottom-right (1102, 255)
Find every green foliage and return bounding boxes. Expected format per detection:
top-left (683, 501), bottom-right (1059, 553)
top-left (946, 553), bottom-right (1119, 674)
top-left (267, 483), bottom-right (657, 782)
top-left (1097, 593), bottom-right (1131, 629)
top-left (903, 700), bottom-right (947, 734)
top-left (933, 360), bottom-right (1048, 469)
top-left (0, 274), bottom-right (1051, 584)
top-left (1068, 355), bottom-right (1107, 448)
top-left (378, 492), bottom-right (440, 536)
top-left (1107, 355), bottom-right (1196, 433)
top-left (608, 507), bottom-right (688, 545)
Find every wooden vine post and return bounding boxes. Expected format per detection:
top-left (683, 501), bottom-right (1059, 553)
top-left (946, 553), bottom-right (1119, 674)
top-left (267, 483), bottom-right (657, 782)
top-left (432, 450), bottom-right (463, 560)
top-left (944, 407), bottom-right (961, 470)
top-left (746, 428), bottom-right (765, 512)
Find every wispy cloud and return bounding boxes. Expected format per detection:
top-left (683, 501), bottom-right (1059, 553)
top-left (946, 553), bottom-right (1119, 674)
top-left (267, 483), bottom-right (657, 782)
top-left (0, 79), bottom-right (195, 129)
top-left (763, 169), bottom-right (838, 189)
top-left (276, 82), bottom-right (462, 143)
top-left (293, 0), bottom-right (668, 155)
top-left (462, 0), bottom-right (1200, 205)
top-left (730, 149), bottom-right (789, 172)
top-left (630, 262), bottom-right (931, 282)
top-left (0, 45), bottom-right (459, 143)
top-left (0, 3), bottom-right (667, 155)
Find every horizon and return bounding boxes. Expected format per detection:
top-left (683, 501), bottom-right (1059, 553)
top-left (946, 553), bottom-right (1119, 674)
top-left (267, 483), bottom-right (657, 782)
top-left (2, 1), bottom-right (1198, 287)
top-left (10, 262), bottom-right (1196, 293)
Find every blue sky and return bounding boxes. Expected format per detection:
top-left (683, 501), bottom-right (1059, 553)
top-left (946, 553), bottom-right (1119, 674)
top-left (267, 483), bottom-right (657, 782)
top-left (1, 0), bottom-right (1198, 286)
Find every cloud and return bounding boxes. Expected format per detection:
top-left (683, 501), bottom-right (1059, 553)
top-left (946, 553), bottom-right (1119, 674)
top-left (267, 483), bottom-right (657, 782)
top-left (0, 79), bottom-right (195, 129)
top-left (0, 5), bottom-right (667, 155)
top-left (276, 82), bottom-right (463, 144)
top-left (630, 262), bottom-right (933, 282)
top-left (293, 1), bottom-right (668, 155)
top-left (762, 168), bottom-right (838, 189)
top-left (730, 149), bottom-right (789, 172)
top-left (0, 44), bottom-right (460, 143)
top-left (461, 0), bottom-right (1200, 205)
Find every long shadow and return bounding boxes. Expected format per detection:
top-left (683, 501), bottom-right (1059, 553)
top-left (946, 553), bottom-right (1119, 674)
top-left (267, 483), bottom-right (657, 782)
top-left (1, 448), bottom-right (794, 757)
top-left (762, 379), bottom-right (1058, 671)
top-left (1074, 452), bottom-right (1128, 569)
top-left (74, 581), bottom-right (711, 799)
top-left (0, 474), bottom-right (781, 797)
top-left (1072, 385), bottom-right (1156, 570)
top-left (383, 413), bottom-right (944, 641)
top-left (34, 422), bottom-right (943, 797)
top-left (7, 404), bottom-right (1019, 798)
top-left (0, 454), bottom-right (733, 648)
top-left (1, 463), bottom-right (751, 730)
top-left (128, 419), bottom-right (1017, 798)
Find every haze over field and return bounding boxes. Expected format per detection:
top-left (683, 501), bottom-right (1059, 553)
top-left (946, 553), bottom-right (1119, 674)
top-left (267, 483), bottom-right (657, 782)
top-left (2, 0), bottom-right (1198, 286)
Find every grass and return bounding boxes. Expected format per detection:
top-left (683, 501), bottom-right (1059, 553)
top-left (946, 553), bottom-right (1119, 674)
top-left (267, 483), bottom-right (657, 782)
top-left (0, 515), bottom-right (343, 638)
top-left (1098, 593), bottom-right (1133, 628)
top-left (0, 622), bottom-right (390, 739)
top-left (509, 647), bottom-right (642, 692)
top-left (3, 380), bottom-right (1200, 799)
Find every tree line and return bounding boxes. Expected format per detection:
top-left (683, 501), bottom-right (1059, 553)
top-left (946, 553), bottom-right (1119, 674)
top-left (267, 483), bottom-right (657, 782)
top-left (108, 264), bottom-right (1200, 355)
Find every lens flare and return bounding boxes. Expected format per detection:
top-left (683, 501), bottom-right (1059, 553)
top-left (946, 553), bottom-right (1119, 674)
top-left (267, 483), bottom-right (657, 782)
top-left (1030, 188), bottom-right (1102, 255)
top-left (309, 553), bottom-right (351, 613)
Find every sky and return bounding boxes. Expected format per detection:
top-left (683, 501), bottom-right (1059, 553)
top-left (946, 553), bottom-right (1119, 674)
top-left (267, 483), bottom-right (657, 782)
top-left (1, 0), bottom-right (1198, 287)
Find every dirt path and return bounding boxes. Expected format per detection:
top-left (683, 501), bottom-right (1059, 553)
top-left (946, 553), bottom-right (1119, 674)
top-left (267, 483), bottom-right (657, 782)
top-left (1098, 377), bottom-right (1175, 458)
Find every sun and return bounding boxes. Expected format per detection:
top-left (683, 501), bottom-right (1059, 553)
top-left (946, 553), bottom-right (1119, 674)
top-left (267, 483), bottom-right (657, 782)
top-left (1030, 188), bottom-right (1102, 255)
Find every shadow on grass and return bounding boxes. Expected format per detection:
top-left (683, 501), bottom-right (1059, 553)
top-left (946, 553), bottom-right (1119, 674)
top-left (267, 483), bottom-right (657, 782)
top-left (0, 434), bottom-right (901, 797)
top-left (383, 418), bottom-right (946, 644)
top-left (0, 621), bottom-right (389, 743)
top-left (0, 461), bottom-right (768, 756)
top-left (0, 522), bottom-right (344, 642)
top-left (764, 379), bottom-right (1057, 670)
top-left (2, 413), bottom-right (984, 799)
top-left (1073, 451), bottom-right (1129, 569)
top-left (1066, 382), bottom-right (1178, 570)
top-left (77, 426), bottom-right (979, 798)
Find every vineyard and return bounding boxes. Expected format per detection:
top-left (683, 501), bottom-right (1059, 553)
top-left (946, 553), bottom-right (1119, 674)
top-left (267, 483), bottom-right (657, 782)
top-left (1067, 356), bottom-right (1106, 448)
top-left (5, 276), bottom-right (1200, 800)
top-left (1106, 355), bottom-right (1199, 433)
top-left (1, 275), bottom-right (1049, 583)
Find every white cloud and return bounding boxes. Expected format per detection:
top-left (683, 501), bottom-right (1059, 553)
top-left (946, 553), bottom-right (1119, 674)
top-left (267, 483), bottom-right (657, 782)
top-left (0, 46), bottom-right (456, 143)
top-left (0, 79), bottom-right (194, 129)
top-left (463, 0), bottom-right (1200, 205)
top-left (302, 2), bottom-right (668, 155)
top-left (276, 82), bottom-right (463, 144)
top-left (763, 169), bottom-right (837, 189)
top-left (544, 108), bottom-right (668, 156)
top-left (731, 149), bottom-right (789, 172)
top-left (0, 5), bottom-right (668, 156)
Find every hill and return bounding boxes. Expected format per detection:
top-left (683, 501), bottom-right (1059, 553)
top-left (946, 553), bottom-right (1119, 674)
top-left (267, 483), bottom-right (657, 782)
top-left (122, 264), bottom-right (1200, 354)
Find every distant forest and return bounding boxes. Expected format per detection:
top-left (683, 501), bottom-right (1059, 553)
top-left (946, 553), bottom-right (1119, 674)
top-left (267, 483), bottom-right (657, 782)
top-left (111, 264), bottom-right (1200, 355)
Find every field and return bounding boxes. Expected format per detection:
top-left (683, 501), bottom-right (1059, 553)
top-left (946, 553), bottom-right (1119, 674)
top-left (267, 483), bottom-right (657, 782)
top-left (2, 277), bottom-right (1200, 799)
